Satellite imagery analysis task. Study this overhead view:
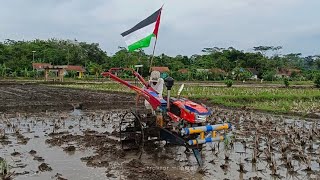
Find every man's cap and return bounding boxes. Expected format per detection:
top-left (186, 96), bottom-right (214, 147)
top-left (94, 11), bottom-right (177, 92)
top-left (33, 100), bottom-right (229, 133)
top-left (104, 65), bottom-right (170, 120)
top-left (150, 71), bottom-right (160, 82)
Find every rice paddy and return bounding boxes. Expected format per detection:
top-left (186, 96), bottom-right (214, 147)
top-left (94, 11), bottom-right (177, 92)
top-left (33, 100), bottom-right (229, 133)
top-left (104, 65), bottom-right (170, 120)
top-left (53, 82), bottom-right (320, 116)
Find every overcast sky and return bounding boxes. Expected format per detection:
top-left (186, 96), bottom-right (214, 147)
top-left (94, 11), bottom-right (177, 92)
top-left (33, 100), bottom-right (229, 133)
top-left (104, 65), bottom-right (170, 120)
top-left (1, 0), bottom-right (319, 56)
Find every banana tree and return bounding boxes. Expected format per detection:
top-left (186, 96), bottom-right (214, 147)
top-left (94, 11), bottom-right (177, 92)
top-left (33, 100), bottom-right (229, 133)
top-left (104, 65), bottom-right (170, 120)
top-left (20, 68), bottom-right (30, 78)
top-left (0, 64), bottom-right (10, 77)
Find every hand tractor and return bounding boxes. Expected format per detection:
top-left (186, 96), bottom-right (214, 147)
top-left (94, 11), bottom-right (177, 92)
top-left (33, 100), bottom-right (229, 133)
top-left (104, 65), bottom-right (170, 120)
top-left (101, 68), bottom-right (233, 166)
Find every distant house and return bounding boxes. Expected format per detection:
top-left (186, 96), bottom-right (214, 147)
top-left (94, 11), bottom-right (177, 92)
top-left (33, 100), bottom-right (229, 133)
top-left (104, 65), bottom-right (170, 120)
top-left (275, 68), bottom-right (301, 78)
top-left (209, 68), bottom-right (227, 80)
top-left (196, 68), bottom-right (209, 72)
top-left (32, 63), bottom-right (86, 79)
top-left (246, 68), bottom-right (259, 80)
top-left (64, 65), bottom-right (86, 78)
top-left (32, 63), bottom-right (51, 71)
top-left (151, 66), bottom-right (170, 73)
top-left (43, 65), bottom-right (65, 82)
top-left (210, 68), bottom-right (226, 75)
top-left (178, 69), bottom-right (189, 74)
top-left (151, 66), bottom-right (170, 79)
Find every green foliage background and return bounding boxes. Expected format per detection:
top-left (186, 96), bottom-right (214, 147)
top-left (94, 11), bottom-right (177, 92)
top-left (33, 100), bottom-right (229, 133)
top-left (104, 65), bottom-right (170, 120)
top-left (0, 39), bottom-right (320, 81)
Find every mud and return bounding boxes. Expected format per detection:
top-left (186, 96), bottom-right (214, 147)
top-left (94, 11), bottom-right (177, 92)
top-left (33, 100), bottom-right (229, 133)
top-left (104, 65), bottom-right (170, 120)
top-left (1, 109), bottom-right (318, 179)
top-left (38, 163), bottom-right (52, 172)
top-left (0, 82), bottom-right (134, 113)
top-left (0, 82), bottom-right (320, 180)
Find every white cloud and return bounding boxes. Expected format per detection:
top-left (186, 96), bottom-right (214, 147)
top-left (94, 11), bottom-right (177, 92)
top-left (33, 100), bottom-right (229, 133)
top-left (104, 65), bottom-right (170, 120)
top-left (0, 0), bottom-right (319, 56)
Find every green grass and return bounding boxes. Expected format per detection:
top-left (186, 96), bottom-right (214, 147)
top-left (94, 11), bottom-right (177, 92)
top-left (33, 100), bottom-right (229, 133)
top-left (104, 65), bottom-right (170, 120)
top-left (52, 82), bottom-right (320, 116)
top-left (179, 80), bottom-right (314, 85)
top-left (174, 86), bottom-right (320, 115)
top-left (260, 80), bottom-right (313, 85)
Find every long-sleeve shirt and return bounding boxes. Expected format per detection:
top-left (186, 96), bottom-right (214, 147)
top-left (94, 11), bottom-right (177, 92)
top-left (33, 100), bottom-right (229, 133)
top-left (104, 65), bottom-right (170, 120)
top-left (149, 78), bottom-right (164, 98)
top-left (145, 78), bottom-right (164, 110)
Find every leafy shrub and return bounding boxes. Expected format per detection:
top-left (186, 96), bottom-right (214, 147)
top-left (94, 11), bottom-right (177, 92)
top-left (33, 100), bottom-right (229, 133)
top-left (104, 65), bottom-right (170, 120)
top-left (9, 71), bottom-right (17, 77)
top-left (283, 78), bottom-right (290, 87)
top-left (304, 70), bottom-right (320, 81)
top-left (241, 71), bottom-right (253, 81)
top-left (262, 71), bottom-right (276, 81)
top-left (172, 71), bottom-right (188, 81)
top-left (225, 79), bottom-right (233, 87)
top-left (65, 71), bottom-right (77, 78)
top-left (290, 71), bottom-right (298, 79)
top-left (208, 73), bottom-right (225, 81)
top-left (314, 73), bottom-right (320, 88)
top-left (195, 71), bottom-right (209, 81)
top-left (231, 67), bottom-right (253, 81)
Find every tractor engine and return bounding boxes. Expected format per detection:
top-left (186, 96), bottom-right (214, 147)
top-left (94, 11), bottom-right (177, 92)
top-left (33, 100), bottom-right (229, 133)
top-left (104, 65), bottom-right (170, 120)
top-left (168, 97), bottom-right (211, 125)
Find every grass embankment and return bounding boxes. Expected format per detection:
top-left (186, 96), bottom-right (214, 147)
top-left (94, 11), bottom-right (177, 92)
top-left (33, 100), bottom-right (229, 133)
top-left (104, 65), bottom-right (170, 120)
top-left (53, 83), bottom-right (320, 116)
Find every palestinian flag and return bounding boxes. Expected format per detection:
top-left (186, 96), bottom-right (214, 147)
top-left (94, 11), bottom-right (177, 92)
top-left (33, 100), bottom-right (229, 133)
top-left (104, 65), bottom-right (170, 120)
top-left (121, 7), bottom-right (162, 52)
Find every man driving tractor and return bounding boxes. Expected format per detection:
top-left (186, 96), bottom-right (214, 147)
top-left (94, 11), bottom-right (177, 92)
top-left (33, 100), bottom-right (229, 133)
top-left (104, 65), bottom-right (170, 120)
top-left (135, 70), bottom-right (164, 115)
top-left (144, 71), bottom-right (164, 109)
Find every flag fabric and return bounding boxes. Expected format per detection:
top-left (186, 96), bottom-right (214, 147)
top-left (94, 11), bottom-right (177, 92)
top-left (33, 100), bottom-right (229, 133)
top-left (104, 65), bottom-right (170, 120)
top-left (121, 7), bottom-right (162, 52)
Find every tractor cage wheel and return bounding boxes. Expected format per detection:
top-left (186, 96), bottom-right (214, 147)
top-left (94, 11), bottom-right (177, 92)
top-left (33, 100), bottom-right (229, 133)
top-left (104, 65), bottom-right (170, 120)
top-left (119, 111), bottom-right (144, 151)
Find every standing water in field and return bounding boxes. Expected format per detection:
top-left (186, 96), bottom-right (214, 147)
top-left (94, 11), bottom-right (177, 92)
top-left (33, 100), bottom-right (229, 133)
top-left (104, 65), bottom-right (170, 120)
top-left (0, 108), bottom-right (319, 180)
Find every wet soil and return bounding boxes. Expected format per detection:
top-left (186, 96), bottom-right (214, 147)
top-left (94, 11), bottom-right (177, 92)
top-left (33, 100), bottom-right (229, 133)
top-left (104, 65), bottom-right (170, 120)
top-left (0, 82), bottom-right (134, 113)
top-left (1, 109), bottom-right (319, 180)
top-left (1, 110), bottom-right (190, 180)
top-left (0, 82), bottom-right (320, 180)
top-left (38, 163), bottom-right (52, 172)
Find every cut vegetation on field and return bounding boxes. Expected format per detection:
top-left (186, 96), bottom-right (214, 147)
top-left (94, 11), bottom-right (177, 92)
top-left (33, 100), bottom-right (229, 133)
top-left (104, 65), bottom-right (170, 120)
top-left (53, 83), bottom-right (320, 116)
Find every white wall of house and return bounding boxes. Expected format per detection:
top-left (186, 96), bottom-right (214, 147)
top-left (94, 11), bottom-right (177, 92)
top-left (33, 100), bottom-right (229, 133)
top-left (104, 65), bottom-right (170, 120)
top-left (250, 75), bottom-right (258, 80)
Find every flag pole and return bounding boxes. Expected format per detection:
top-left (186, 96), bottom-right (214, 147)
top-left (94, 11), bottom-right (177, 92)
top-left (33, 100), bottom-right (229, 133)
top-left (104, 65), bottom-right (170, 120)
top-left (149, 38), bottom-right (158, 73)
top-left (149, 4), bottom-right (163, 73)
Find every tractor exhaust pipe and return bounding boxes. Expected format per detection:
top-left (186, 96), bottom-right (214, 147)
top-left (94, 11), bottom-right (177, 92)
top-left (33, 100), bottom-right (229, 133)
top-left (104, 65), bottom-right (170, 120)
top-left (165, 77), bottom-right (174, 110)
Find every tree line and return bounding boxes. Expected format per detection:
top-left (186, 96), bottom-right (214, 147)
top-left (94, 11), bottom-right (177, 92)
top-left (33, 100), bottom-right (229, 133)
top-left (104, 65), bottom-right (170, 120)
top-left (0, 39), bottom-right (320, 81)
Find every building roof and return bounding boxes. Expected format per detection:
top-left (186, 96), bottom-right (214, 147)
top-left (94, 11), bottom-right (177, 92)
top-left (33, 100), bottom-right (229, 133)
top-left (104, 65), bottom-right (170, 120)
top-left (32, 63), bottom-right (51, 70)
top-left (246, 68), bottom-right (259, 75)
top-left (196, 69), bottom-right (210, 72)
top-left (178, 69), bottom-right (189, 74)
top-left (277, 68), bottom-right (301, 76)
top-left (210, 68), bottom-right (226, 74)
top-left (33, 63), bottom-right (86, 72)
top-left (151, 67), bottom-right (170, 73)
top-left (65, 65), bottom-right (86, 72)
top-left (43, 65), bottom-right (64, 70)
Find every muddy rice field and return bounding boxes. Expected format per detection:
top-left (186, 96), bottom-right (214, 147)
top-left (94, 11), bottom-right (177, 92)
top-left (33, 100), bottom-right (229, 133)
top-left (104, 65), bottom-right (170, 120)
top-left (0, 82), bottom-right (320, 180)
